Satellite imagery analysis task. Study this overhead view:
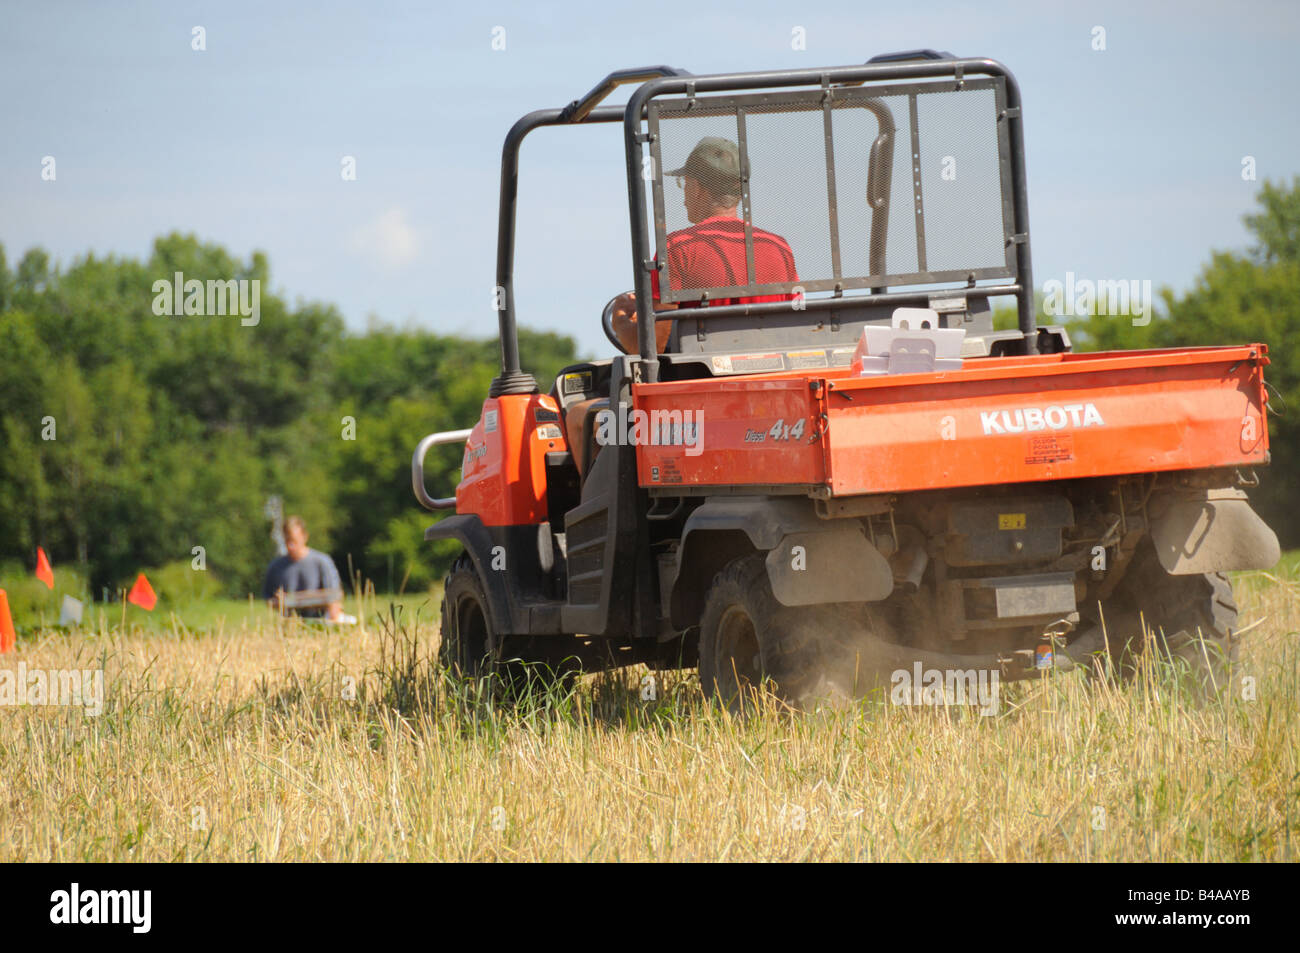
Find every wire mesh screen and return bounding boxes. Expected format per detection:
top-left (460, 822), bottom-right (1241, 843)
top-left (648, 78), bottom-right (1014, 304)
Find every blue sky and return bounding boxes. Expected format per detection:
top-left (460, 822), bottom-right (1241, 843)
top-left (2, 0), bottom-right (1297, 357)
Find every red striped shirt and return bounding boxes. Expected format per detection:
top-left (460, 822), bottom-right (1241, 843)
top-left (650, 216), bottom-right (799, 306)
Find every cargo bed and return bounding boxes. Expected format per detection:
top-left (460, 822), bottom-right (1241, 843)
top-left (631, 344), bottom-right (1270, 495)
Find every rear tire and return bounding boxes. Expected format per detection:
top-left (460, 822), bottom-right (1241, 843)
top-left (1102, 540), bottom-right (1238, 695)
top-left (698, 553), bottom-right (879, 711)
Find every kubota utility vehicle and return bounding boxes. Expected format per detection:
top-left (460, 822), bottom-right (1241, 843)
top-left (413, 52), bottom-right (1280, 707)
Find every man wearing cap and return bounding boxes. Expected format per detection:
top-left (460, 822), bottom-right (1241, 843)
top-left (611, 136), bottom-right (799, 354)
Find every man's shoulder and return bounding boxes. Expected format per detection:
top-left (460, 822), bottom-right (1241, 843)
top-left (668, 219), bottom-right (789, 245)
top-left (306, 548), bottom-right (339, 568)
top-left (674, 217), bottom-right (744, 232)
top-left (751, 224), bottom-right (792, 247)
top-left (666, 221), bottom-right (740, 263)
top-left (262, 554), bottom-right (292, 598)
top-left (665, 222), bottom-right (707, 244)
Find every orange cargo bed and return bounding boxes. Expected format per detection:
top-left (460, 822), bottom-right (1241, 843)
top-left (631, 344), bottom-right (1270, 495)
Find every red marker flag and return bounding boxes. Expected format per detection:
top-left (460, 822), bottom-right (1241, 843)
top-left (127, 573), bottom-right (157, 611)
top-left (35, 547), bottom-right (54, 590)
top-left (0, 589), bottom-right (15, 653)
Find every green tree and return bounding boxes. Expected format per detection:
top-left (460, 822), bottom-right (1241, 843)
top-left (325, 324), bottom-right (579, 591)
top-left (0, 233), bottom-right (581, 598)
top-left (1065, 178), bottom-right (1300, 541)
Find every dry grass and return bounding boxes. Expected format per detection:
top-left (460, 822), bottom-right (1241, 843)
top-left (0, 572), bottom-right (1296, 862)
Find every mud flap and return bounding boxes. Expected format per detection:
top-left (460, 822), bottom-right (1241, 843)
top-left (1150, 488), bottom-right (1280, 575)
top-left (764, 527), bottom-right (894, 607)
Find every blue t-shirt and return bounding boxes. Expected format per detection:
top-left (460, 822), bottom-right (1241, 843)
top-left (262, 548), bottom-right (343, 617)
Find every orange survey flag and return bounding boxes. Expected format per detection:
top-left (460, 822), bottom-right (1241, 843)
top-left (127, 573), bottom-right (157, 611)
top-left (35, 547), bottom-right (54, 589)
top-left (0, 589), bottom-right (15, 653)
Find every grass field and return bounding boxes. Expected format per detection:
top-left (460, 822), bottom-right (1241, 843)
top-left (1, 565), bottom-right (1297, 862)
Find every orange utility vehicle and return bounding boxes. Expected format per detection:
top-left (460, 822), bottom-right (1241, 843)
top-left (413, 52), bottom-right (1279, 705)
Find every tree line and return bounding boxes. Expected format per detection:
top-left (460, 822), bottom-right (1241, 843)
top-left (0, 232), bottom-right (579, 598)
top-left (2, 178), bottom-right (1296, 599)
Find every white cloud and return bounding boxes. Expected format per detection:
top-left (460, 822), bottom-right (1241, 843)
top-left (351, 207), bottom-right (419, 269)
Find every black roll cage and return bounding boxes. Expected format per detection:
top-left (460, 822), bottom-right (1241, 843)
top-left (490, 57), bottom-right (1036, 396)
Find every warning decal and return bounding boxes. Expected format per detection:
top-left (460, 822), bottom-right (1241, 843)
top-left (653, 456), bottom-right (684, 484)
top-left (1025, 433), bottom-right (1074, 465)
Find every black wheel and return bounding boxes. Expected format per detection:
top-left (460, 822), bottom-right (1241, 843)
top-left (1101, 539), bottom-right (1239, 694)
top-left (698, 553), bottom-right (876, 711)
top-left (439, 553), bottom-right (577, 702)
top-left (439, 553), bottom-right (496, 680)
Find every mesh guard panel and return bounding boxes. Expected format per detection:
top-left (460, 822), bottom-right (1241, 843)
top-left (647, 78), bottom-right (1015, 307)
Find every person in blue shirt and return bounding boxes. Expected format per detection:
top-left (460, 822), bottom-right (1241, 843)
top-left (262, 515), bottom-right (353, 623)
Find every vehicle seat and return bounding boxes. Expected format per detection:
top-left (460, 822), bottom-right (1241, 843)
top-left (564, 397), bottom-right (609, 478)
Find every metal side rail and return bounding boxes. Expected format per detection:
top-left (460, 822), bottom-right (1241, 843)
top-left (412, 429), bottom-right (473, 510)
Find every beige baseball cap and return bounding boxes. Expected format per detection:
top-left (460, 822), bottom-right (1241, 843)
top-left (666, 136), bottom-right (742, 196)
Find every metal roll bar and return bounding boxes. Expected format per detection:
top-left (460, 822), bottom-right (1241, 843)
top-left (622, 57), bottom-right (1038, 380)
